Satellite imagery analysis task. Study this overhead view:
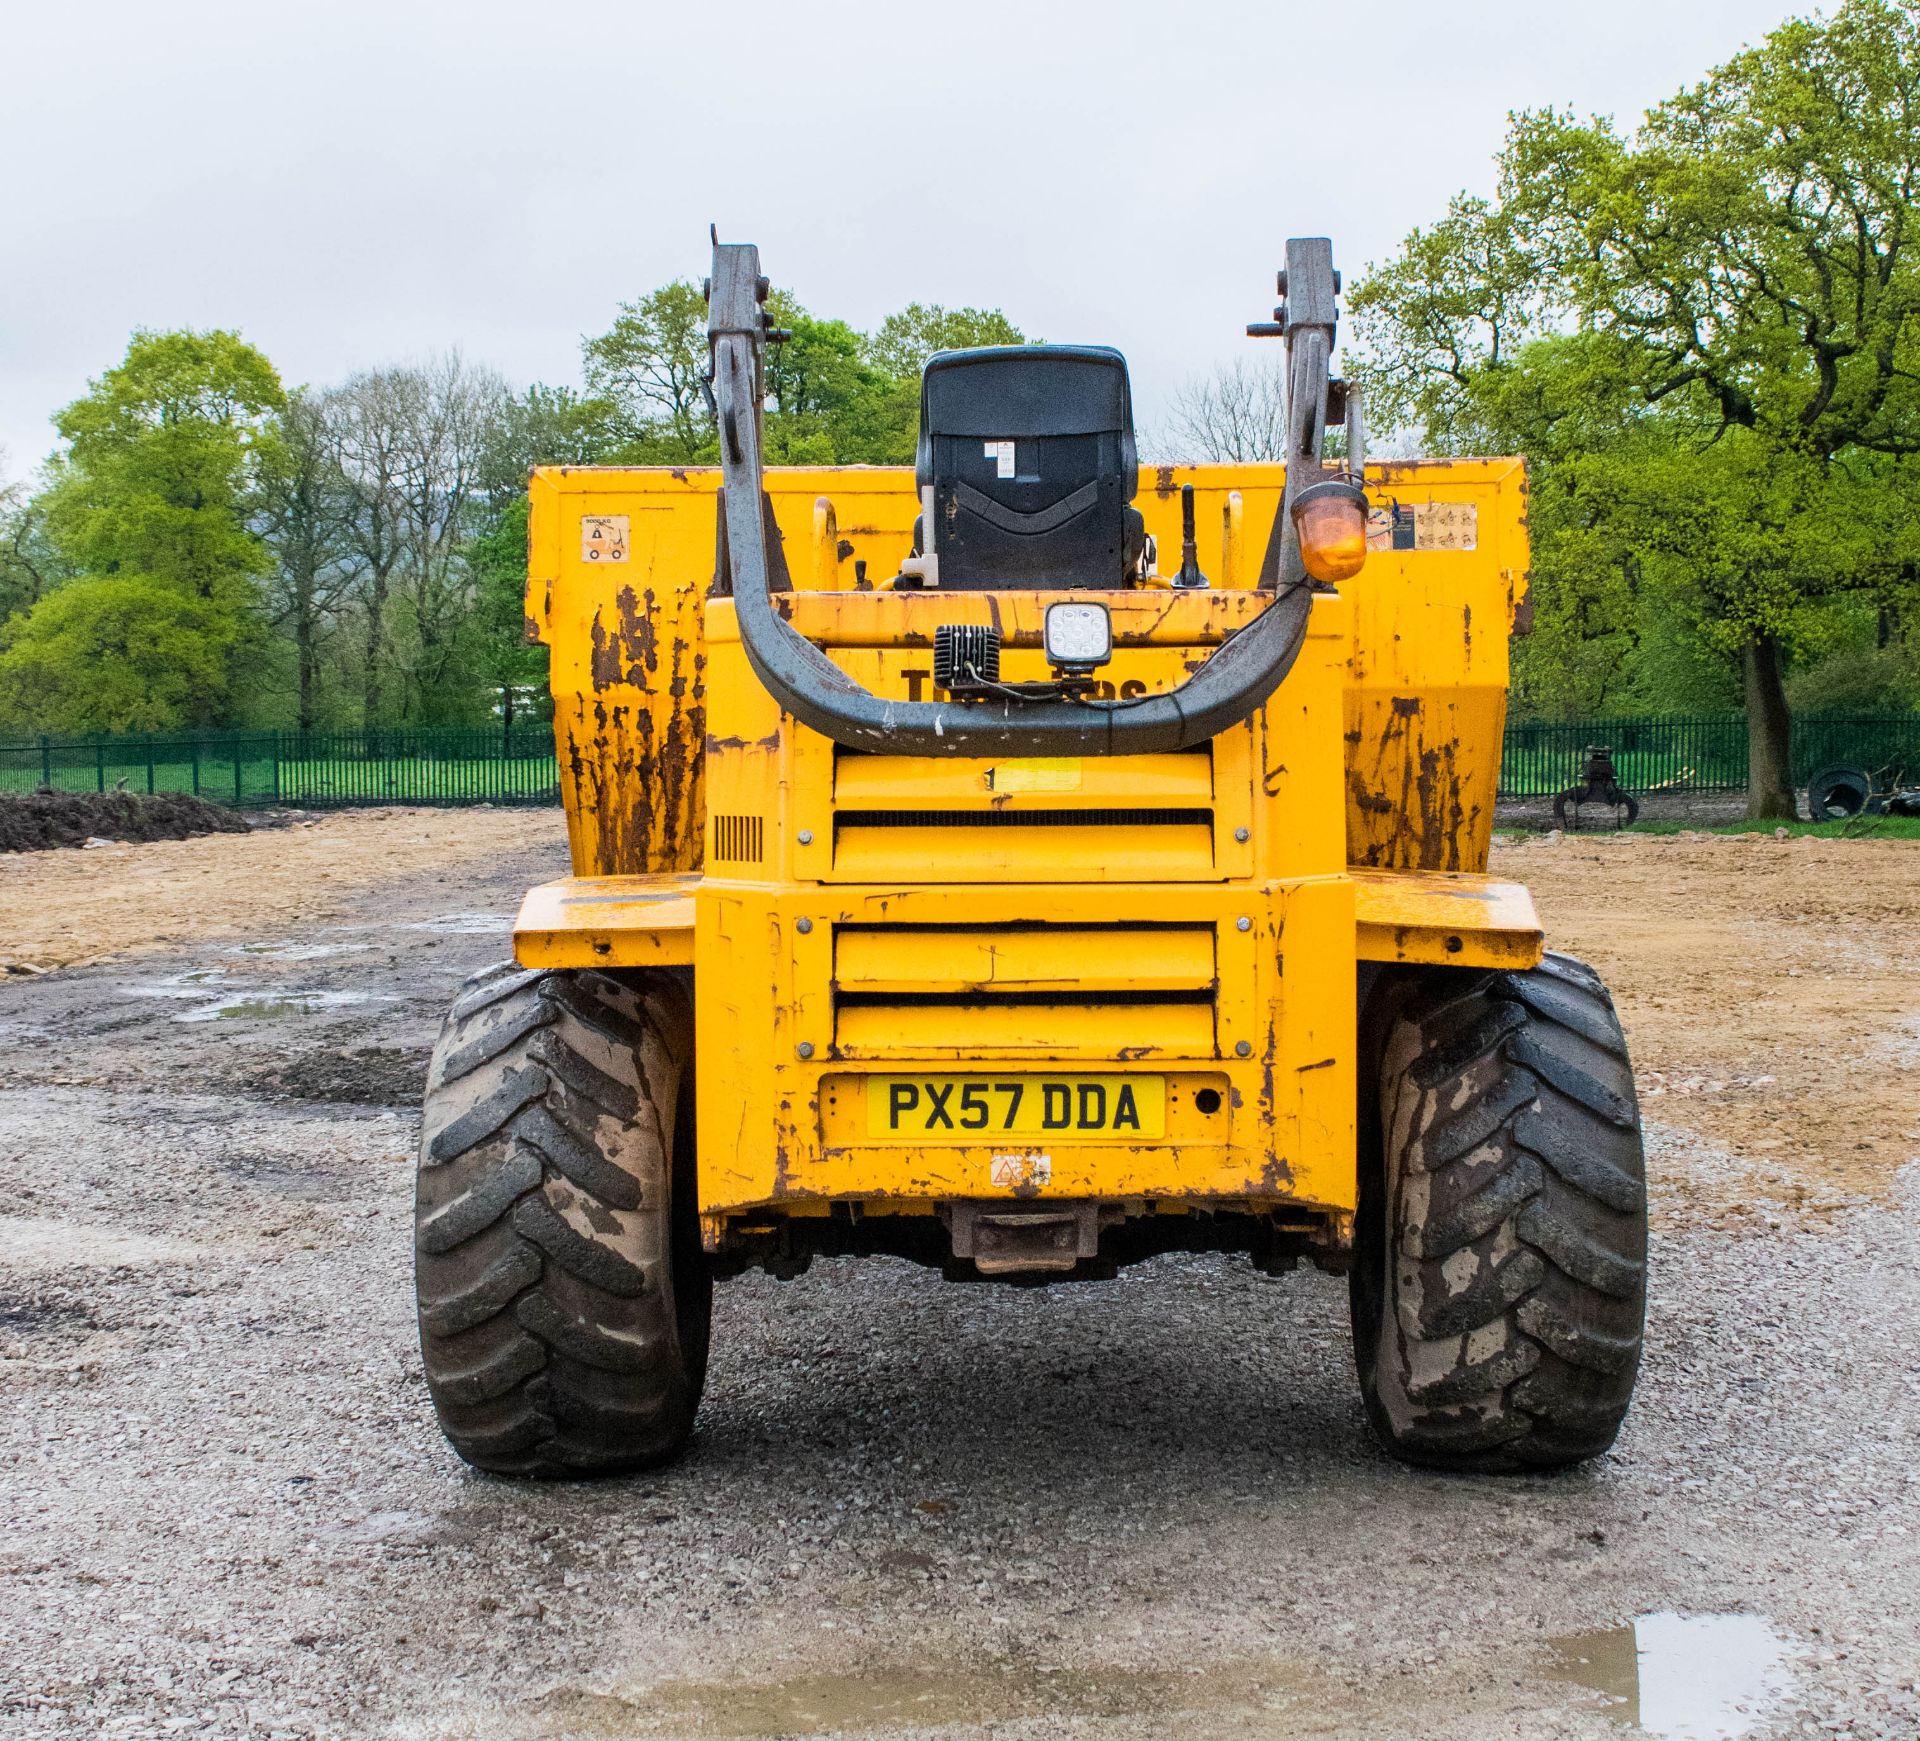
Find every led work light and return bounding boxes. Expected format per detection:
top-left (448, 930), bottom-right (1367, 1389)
top-left (1043, 601), bottom-right (1112, 673)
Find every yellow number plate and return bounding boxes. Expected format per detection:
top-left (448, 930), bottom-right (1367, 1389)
top-left (866, 1074), bottom-right (1164, 1142)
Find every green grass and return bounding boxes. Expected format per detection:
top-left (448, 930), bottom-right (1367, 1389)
top-left (274, 756), bottom-right (557, 803)
top-left (1496, 760), bottom-right (1746, 802)
top-left (0, 760), bottom-right (272, 800)
top-left (1630, 815), bottom-right (1920, 840)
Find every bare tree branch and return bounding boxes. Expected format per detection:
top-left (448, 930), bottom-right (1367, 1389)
top-left (1152, 357), bottom-right (1291, 462)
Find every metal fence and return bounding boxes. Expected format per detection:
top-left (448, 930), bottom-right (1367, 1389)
top-left (1498, 714), bottom-right (1920, 798)
top-left (0, 726), bottom-right (561, 809)
top-left (3, 714), bottom-right (1917, 810)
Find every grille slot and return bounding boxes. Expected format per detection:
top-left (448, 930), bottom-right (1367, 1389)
top-left (836, 988), bottom-right (1214, 1008)
top-left (712, 813), bottom-right (764, 863)
top-left (827, 748), bottom-right (1222, 882)
top-left (836, 808), bottom-right (1211, 830)
top-left (832, 922), bottom-right (1219, 1058)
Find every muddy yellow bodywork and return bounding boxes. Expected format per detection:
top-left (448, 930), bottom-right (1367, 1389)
top-left (518, 460), bottom-right (1535, 1241)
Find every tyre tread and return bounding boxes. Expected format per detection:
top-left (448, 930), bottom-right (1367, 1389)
top-left (1353, 951), bottom-right (1647, 1473)
top-left (413, 962), bottom-right (706, 1479)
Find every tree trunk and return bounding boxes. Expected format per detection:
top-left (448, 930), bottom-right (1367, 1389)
top-left (363, 572), bottom-right (389, 730)
top-left (296, 615), bottom-right (316, 732)
top-left (1744, 634), bottom-right (1796, 821)
top-left (293, 567), bottom-right (317, 733)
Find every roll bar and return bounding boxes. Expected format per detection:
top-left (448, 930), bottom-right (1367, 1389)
top-left (705, 235), bottom-right (1344, 756)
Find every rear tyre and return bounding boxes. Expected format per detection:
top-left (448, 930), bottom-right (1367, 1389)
top-left (1351, 952), bottom-right (1646, 1472)
top-left (414, 963), bottom-right (709, 1477)
top-left (1807, 765), bottom-right (1872, 822)
top-left (1553, 789), bottom-right (1639, 830)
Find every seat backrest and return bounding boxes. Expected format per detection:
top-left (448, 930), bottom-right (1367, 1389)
top-left (916, 345), bottom-right (1139, 589)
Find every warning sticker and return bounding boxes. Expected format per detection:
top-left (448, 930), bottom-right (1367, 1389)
top-left (1368, 504), bottom-right (1416, 551)
top-left (1412, 501), bottom-right (1477, 551)
top-left (1367, 501), bottom-right (1477, 552)
top-left (581, 515), bottom-right (630, 563)
top-left (983, 439), bottom-right (1017, 479)
top-left (990, 1153), bottom-right (1052, 1189)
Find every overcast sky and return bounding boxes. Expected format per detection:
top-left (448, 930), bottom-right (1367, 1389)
top-left (1, 0), bottom-right (1813, 482)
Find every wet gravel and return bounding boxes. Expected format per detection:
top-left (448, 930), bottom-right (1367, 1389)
top-left (1, 825), bottom-right (1916, 1740)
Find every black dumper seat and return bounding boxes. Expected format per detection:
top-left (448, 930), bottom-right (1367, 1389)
top-left (915, 345), bottom-right (1143, 589)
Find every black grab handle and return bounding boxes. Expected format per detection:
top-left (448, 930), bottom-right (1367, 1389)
top-left (705, 236), bottom-right (1340, 757)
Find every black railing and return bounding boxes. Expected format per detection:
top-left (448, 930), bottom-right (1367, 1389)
top-left (3, 715), bottom-right (1916, 809)
top-left (0, 726), bottom-right (561, 809)
top-left (1497, 714), bottom-right (1920, 798)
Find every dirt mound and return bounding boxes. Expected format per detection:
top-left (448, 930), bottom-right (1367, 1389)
top-left (0, 790), bottom-right (249, 853)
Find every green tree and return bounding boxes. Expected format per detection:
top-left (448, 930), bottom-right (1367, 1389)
top-left (0, 466), bottom-right (68, 624)
top-left (579, 283), bottom-right (1031, 468)
top-left (258, 389), bottom-right (355, 730)
top-left (323, 354), bottom-right (507, 728)
top-left (465, 496), bottom-right (548, 737)
top-left (865, 303), bottom-right (1030, 377)
top-left (47, 329), bottom-right (285, 608)
top-left (582, 281), bottom-right (714, 461)
top-left (763, 297), bottom-right (914, 464)
top-left (0, 575), bottom-right (247, 733)
top-left (478, 383), bottom-right (625, 498)
top-left (1352, 0), bottom-right (1920, 816)
top-left (465, 383), bottom-right (628, 731)
top-left (4, 330), bottom-right (286, 731)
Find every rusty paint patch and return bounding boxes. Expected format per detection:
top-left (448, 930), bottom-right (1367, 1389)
top-left (1369, 457), bottom-right (1476, 483)
top-left (1347, 774), bottom-right (1394, 816)
top-left (1257, 1152), bottom-right (1295, 1193)
top-left (588, 613), bottom-right (622, 691)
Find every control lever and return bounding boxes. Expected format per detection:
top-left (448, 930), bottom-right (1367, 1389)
top-left (1172, 484), bottom-right (1210, 589)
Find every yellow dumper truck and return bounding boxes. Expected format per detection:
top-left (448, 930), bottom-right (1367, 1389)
top-left (414, 237), bottom-right (1646, 1478)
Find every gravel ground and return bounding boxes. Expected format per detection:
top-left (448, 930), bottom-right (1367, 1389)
top-left (1494, 792), bottom-right (1754, 830)
top-left (0, 805), bottom-right (562, 972)
top-left (2, 813), bottom-right (1917, 1740)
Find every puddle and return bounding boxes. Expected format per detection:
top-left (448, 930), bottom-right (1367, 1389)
top-left (397, 912), bottom-right (509, 935)
top-left (540, 1660), bottom-right (1305, 1737)
top-left (231, 941), bottom-right (371, 961)
top-left (1551, 1612), bottom-right (1793, 1739)
top-left (129, 970), bottom-right (231, 999)
top-left (177, 990), bottom-right (387, 1023)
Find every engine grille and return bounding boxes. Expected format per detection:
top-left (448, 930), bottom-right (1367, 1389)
top-left (712, 813), bottom-right (764, 863)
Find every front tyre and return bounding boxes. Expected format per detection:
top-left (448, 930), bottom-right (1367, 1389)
top-left (1352, 952), bottom-right (1647, 1472)
top-left (414, 963), bottom-right (709, 1477)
